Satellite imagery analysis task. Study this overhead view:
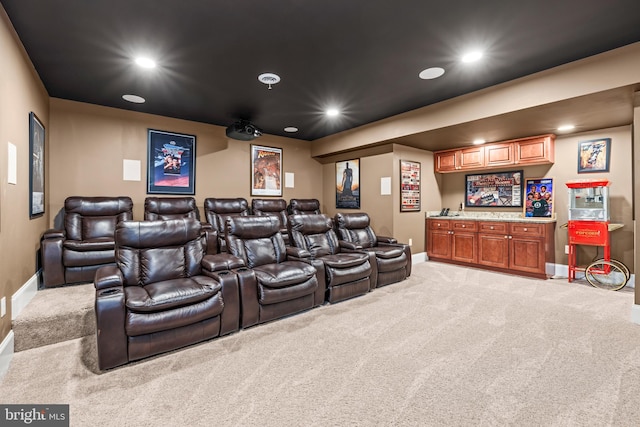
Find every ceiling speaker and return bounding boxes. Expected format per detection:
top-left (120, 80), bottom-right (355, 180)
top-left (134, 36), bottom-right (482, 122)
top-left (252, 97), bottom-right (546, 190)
top-left (225, 120), bottom-right (263, 141)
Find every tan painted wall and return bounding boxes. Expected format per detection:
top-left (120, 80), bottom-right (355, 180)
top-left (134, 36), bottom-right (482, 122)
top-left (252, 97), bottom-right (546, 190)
top-left (439, 126), bottom-right (634, 271)
top-left (321, 151), bottom-right (394, 236)
top-left (48, 99), bottom-right (323, 222)
top-left (392, 145), bottom-right (439, 252)
top-left (0, 8), bottom-right (50, 341)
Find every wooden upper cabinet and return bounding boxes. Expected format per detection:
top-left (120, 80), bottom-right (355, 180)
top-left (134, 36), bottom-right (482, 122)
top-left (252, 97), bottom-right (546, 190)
top-left (514, 135), bottom-right (555, 165)
top-left (459, 146), bottom-right (484, 170)
top-left (434, 150), bottom-right (458, 172)
top-left (434, 134), bottom-right (555, 173)
top-left (484, 142), bottom-right (514, 168)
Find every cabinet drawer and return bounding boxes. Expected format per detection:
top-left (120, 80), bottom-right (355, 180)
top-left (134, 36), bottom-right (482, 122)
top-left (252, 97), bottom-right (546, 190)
top-left (451, 220), bottom-right (477, 232)
top-left (510, 222), bottom-right (545, 237)
top-left (429, 219), bottom-right (451, 230)
top-left (478, 221), bottom-right (508, 234)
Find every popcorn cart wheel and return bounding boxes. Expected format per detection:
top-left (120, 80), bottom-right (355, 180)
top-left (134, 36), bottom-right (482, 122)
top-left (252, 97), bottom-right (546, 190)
top-left (584, 257), bottom-right (630, 291)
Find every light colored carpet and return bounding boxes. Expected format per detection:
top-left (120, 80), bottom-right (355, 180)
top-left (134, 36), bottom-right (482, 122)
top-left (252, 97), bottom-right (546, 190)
top-left (11, 282), bottom-right (95, 351)
top-left (2, 262), bottom-right (640, 426)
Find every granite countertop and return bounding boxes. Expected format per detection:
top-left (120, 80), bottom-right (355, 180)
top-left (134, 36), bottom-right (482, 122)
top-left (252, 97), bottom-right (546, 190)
top-left (426, 211), bottom-right (556, 223)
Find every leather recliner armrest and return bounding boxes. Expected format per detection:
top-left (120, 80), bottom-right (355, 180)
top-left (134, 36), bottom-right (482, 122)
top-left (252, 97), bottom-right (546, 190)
top-left (338, 240), bottom-right (362, 250)
top-left (42, 228), bottom-right (65, 240)
top-left (94, 265), bottom-right (124, 290)
top-left (202, 253), bottom-right (245, 272)
top-left (377, 236), bottom-right (398, 244)
top-left (286, 246), bottom-right (311, 259)
top-left (41, 231), bottom-right (65, 288)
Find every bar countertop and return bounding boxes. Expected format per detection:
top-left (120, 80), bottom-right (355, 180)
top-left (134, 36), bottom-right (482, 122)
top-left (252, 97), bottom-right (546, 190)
top-left (425, 211), bottom-right (556, 224)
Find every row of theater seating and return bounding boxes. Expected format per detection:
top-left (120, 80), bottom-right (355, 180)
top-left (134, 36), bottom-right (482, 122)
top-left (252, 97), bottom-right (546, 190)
top-left (85, 201), bottom-right (411, 369)
top-left (41, 196), bottom-right (322, 288)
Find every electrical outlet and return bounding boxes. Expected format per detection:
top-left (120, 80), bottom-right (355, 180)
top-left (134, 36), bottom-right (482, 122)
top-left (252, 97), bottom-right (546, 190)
top-left (408, 238), bottom-right (413, 246)
top-left (1, 297), bottom-right (6, 318)
top-left (565, 245), bottom-right (570, 254)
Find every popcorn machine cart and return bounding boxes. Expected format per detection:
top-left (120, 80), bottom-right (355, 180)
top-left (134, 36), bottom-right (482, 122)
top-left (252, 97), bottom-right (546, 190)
top-left (565, 179), bottom-right (629, 290)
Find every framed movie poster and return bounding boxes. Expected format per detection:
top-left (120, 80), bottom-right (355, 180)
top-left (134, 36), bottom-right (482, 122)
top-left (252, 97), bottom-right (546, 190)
top-left (336, 158), bottom-right (360, 209)
top-left (400, 160), bottom-right (420, 212)
top-left (29, 112), bottom-right (45, 218)
top-left (251, 144), bottom-right (282, 197)
top-left (465, 170), bottom-right (523, 207)
top-left (147, 129), bottom-right (196, 194)
top-left (578, 138), bottom-right (611, 173)
top-left (524, 177), bottom-right (554, 218)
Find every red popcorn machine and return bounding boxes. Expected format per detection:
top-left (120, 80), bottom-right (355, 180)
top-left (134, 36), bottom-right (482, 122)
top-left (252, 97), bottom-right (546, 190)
top-left (565, 179), bottom-right (628, 290)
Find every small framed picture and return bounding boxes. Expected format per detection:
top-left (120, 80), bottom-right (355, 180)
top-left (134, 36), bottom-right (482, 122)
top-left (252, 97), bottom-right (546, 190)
top-left (147, 129), bottom-right (196, 194)
top-left (578, 138), bottom-right (610, 173)
top-left (524, 177), bottom-right (554, 218)
top-left (251, 144), bottom-right (282, 197)
top-left (400, 160), bottom-right (420, 212)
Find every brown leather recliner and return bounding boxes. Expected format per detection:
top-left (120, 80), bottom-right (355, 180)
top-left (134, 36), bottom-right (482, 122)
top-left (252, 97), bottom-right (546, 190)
top-left (144, 197), bottom-right (215, 253)
top-left (204, 198), bottom-right (250, 253)
top-left (288, 198), bottom-right (321, 215)
top-left (251, 198), bottom-right (289, 244)
top-left (334, 212), bottom-right (411, 289)
top-left (41, 196), bottom-right (133, 288)
top-left (288, 214), bottom-right (372, 303)
top-left (225, 216), bottom-right (325, 328)
top-left (94, 218), bottom-right (240, 370)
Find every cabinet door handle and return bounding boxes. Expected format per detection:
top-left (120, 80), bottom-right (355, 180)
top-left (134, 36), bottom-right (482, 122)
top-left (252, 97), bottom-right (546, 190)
top-left (504, 235), bottom-right (508, 239)
top-left (509, 236), bottom-right (513, 239)
top-left (437, 223), bottom-right (441, 227)
top-left (523, 227), bottom-right (528, 232)
top-left (490, 226), bottom-right (494, 230)
top-left (461, 224), bottom-right (466, 228)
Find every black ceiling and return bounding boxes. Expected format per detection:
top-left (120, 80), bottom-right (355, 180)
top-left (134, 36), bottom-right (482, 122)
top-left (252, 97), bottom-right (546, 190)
top-left (3, 0), bottom-right (640, 141)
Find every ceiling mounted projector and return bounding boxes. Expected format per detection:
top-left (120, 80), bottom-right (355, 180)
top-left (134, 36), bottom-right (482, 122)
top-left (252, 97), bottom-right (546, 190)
top-left (225, 120), bottom-right (263, 141)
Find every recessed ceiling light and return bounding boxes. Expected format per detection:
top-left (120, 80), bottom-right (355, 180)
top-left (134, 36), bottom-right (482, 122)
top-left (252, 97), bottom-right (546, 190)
top-left (135, 57), bottom-right (156, 69)
top-left (122, 94), bottom-right (145, 103)
top-left (326, 108), bottom-right (340, 117)
top-left (473, 139), bottom-right (486, 145)
top-left (284, 126), bottom-right (298, 133)
top-left (461, 51), bottom-right (483, 63)
top-left (419, 67), bottom-right (445, 80)
top-left (557, 124), bottom-right (576, 131)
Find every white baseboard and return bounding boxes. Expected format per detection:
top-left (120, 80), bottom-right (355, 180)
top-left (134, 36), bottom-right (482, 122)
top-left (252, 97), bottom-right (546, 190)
top-left (631, 305), bottom-right (640, 325)
top-left (12, 272), bottom-right (39, 320)
top-left (548, 263), bottom-right (635, 289)
top-left (412, 252), bottom-right (427, 264)
top-left (0, 330), bottom-right (14, 381)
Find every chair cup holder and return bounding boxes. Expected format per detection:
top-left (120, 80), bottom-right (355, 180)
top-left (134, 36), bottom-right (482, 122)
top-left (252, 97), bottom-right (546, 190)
top-left (98, 288), bottom-right (122, 297)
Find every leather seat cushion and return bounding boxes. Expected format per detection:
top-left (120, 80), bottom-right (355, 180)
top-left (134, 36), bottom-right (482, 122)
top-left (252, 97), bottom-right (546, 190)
top-left (63, 248), bottom-right (114, 267)
top-left (64, 238), bottom-right (115, 251)
top-left (253, 261), bottom-right (316, 288)
top-left (126, 292), bottom-right (224, 336)
top-left (124, 276), bottom-right (221, 313)
top-left (319, 252), bottom-right (369, 269)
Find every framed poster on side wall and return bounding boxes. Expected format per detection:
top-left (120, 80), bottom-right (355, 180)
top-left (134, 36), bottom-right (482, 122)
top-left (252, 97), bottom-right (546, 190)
top-left (524, 177), bottom-right (554, 218)
top-left (29, 112), bottom-right (45, 218)
top-left (336, 159), bottom-right (360, 209)
top-left (400, 160), bottom-right (420, 212)
top-left (147, 129), bottom-right (196, 195)
top-left (465, 170), bottom-right (523, 207)
top-left (251, 144), bottom-right (282, 197)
